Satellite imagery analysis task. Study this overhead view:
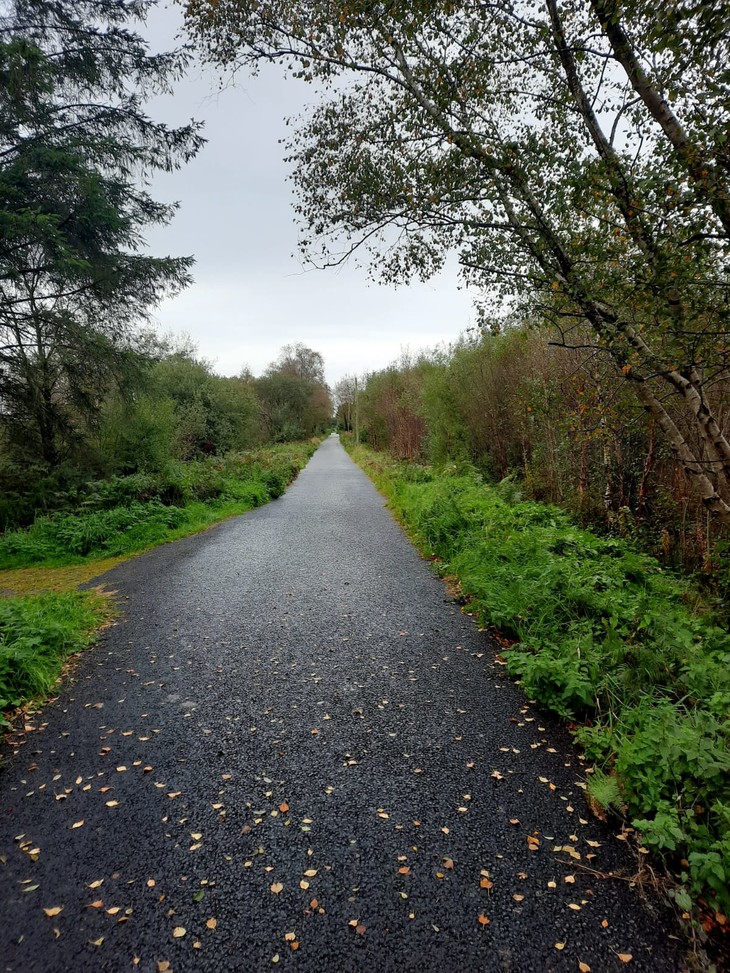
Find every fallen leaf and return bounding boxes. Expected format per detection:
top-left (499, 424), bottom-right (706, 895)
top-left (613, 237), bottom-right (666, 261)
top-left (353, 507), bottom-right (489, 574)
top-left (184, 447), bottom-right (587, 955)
top-left (355, 924), bottom-right (366, 935)
top-left (172, 926), bottom-right (186, 938)
top-left (568, 904), bottom-right (582, 911)
top-left (106, 800), bottom-right (119, 808)
top-left (89, 900), bottom-right (104, 909)
top-left (89, 937), bottom-right (104, 947)
top-left (157, 963), bottom-right (170, 972)
top-left (555, 942), bottom-right (565, 950)
top-left (478, 914), bottom-right (490, 926)
top-left (106, 907), bottom-right (120, 916)
top-left (43, 907), bottom-right (63, 917)
top-left (300, 880), bottom-right (310, 890)
top-left (284, 932), bottom-right (296, 942)
top-left (304, 868), bottom-right (317, 877)
top-left (70, 820), bottom-right (84, 829)
top-left (398, 866), bottom-right (410, 875)
top-left (617, 955), bottom-right (633, 964)
top-left (579, 963), bottom-right (592, 972)
top-left (279, 803), bottom-right (289, 813)
top-left (146, 879), bottom-right (156, 888)
top-left (512, 894), bottom-right (524, 902)
top-left (270, 882), bottom-right (284, 894)
top-left (206, 918), bottom-right (217, 930)
top-left (565, 875), bottom-right (576, 884)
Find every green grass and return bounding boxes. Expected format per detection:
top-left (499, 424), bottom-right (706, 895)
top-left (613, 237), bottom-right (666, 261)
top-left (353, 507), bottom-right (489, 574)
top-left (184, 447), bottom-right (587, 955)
top-left (0, 591), bottom-right (110, 714)
top-left (0, 441), bottom-right (319, 721)
top-left (348, 443), bottom-right (730, 915)
top-left (0, 442), bottom-right (318, 569)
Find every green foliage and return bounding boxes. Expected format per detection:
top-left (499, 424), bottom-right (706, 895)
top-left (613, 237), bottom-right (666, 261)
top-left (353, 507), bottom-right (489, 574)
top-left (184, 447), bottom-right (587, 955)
top-left (0, 592), bottom-right (106, 713)
top-left (0, 0), bottom-right (204, 469)
top-left (0, 442), bottom-right (318, 569)
top-left (350, 444), bottom-right (730, 913)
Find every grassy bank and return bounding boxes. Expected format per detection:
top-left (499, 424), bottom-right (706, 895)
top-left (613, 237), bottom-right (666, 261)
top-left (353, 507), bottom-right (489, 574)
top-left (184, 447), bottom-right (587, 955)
top-left (348, 443), bottom-right (730, 917)
top-left (0, 441), bottom-right (318, 721)
top-left (0, 442), bottom-right (318, 570)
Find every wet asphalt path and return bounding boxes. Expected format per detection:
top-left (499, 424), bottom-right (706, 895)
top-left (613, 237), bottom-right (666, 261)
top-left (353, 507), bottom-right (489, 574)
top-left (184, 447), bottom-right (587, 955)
top-left (1, 436), bottom-right (683, 972)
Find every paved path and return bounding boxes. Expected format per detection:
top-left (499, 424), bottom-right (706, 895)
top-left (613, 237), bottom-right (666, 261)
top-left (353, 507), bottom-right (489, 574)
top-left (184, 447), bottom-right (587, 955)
top-left (1, 437), bottom-right (683, 972)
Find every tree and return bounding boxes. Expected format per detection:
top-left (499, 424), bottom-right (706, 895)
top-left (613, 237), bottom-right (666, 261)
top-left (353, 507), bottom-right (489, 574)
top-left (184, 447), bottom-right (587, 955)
top-left (257, 344), bottom-right (332, 439)
top-left (0, 0), bottom-right (204, 469)
top-left (186, 0), bottom-right (730, 518)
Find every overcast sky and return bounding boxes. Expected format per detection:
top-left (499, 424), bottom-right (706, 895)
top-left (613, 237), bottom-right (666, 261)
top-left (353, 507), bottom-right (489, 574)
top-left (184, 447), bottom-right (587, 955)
top-left (141, 2), bottom-right (476, 388)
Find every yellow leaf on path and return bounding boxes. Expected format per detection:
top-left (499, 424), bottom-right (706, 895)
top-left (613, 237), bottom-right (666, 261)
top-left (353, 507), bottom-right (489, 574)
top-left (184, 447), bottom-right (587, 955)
top-left (172, 926), bottom-right (186, 938)
top-left (304, 869), bottom-right (317, 877)
top-left (565, 875), bottom-right (576, 883)
top-left (271, 954), bottom-right (280, 964)
top-left (617, 955), bottom-right (633, 964)
top-left (270, 882), bottom-right (284, 894)
top-left (284, 933), bottom-right (296, 942)
top-left (106, 800), bottom-right (119, 808)
top-left (71, 820), bottom-right (84, 829)
top-left (568, 903), bottom-right (581, 910)
top-left (554, 942), bottom-right (565, 950)
top-left (579, 963), bottom-right (592, 972)
top-left (146, 879), bottom-right (156, 888)
top-left (300, 880), bottom-right (310, 890)
top-left (89, 937), bottom-right (104, 946)
top-left (190, 833), bottom-right (202, 841)
top-left (88, 880), bottom-right (103, 889)
top-left (157, 963), bottom-right (170, 972)
top-left (206, 918), bottom-right (217, 930)
top-left (43, 907), bottom-right (63, 917)
top-left (512, 895), bottom-right (524, 902)
top-left (106, 907), bottom-right (120, 916)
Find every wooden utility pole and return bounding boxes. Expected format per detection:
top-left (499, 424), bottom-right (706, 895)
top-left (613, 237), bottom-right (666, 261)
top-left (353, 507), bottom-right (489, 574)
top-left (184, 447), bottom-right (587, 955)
top-left (354, 376), bottom-right (360, 445)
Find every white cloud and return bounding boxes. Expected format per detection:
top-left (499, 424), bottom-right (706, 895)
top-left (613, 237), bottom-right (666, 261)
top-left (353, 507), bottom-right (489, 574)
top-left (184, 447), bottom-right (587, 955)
top-left (141, 3), bottom-right (476, 386)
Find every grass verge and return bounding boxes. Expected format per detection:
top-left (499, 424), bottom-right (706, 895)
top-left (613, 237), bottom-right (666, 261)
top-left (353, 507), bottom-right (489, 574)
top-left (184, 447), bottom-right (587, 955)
top-left (0, 441), bottom-right (318, 720)
top-left (347, 443), bottom-right (730, 920)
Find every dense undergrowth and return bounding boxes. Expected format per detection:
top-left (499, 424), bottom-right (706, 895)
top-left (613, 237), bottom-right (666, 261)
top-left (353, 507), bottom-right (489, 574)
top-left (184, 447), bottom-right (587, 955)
top-left (0, 441), bottom-right (317, 720)
top-left (0, 443), bottom-right (317, 568)
top-left (0, 592), bottom-right (109, 713)
top-left (348, 443), bottom-right (730, 916)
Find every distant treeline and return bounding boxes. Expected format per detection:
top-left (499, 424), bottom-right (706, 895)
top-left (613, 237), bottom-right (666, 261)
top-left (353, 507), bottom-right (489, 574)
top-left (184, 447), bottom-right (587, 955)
top-left (0, 340), bottom-right (332, 530)
top-left (336, 324), bottom-right (730, 583)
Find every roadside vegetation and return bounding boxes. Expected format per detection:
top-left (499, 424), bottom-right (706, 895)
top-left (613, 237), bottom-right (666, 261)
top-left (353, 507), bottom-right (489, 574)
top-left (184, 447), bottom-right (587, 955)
top-left (0, 439), bottom-right (318, 722)
top-left (347, 442), bottom-right (730, 920)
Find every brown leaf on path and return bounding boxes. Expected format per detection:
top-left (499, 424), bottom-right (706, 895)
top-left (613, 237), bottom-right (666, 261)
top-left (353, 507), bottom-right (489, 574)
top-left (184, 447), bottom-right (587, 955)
top-left (43, 906), bottom-right (63, 917)
top-left (527, 835), bottom-right (540, 851)
top-left (512, 895), bottom-right (524, 902)
top-left (477, 914), bottom-right (490, 926)
top-left (279, 802), bottom-right (289, 813)
top-left (355, 924), bottom-right (366, 935)
top-left (157, 963), bottom-right (170, 973)
top-left (617, 955), bottom-right (633, 964)
top-left (480, 878), bottom-right (493, 890)
top-left (89, 900), bottom-right (104, 909)
top-left (398, 866), bottom-right (410, 875)
top-left (206, 918), bottom-right (217, 930)
top-left (579, 963), bottom-right (592, 972)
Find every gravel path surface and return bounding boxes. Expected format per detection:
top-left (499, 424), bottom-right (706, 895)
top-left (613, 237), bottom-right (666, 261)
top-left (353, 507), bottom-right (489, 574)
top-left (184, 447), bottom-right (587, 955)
top-left (1, 436), bottom-right (684, 972)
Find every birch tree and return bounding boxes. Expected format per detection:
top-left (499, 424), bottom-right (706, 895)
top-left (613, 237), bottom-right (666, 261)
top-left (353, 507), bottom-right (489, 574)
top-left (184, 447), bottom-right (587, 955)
top-left (185, 0), bottom-right (730, 518)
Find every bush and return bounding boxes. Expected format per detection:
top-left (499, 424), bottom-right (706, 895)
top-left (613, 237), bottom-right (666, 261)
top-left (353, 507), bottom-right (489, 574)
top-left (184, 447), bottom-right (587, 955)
top-left (350, 444), bottom-right (730, 913)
